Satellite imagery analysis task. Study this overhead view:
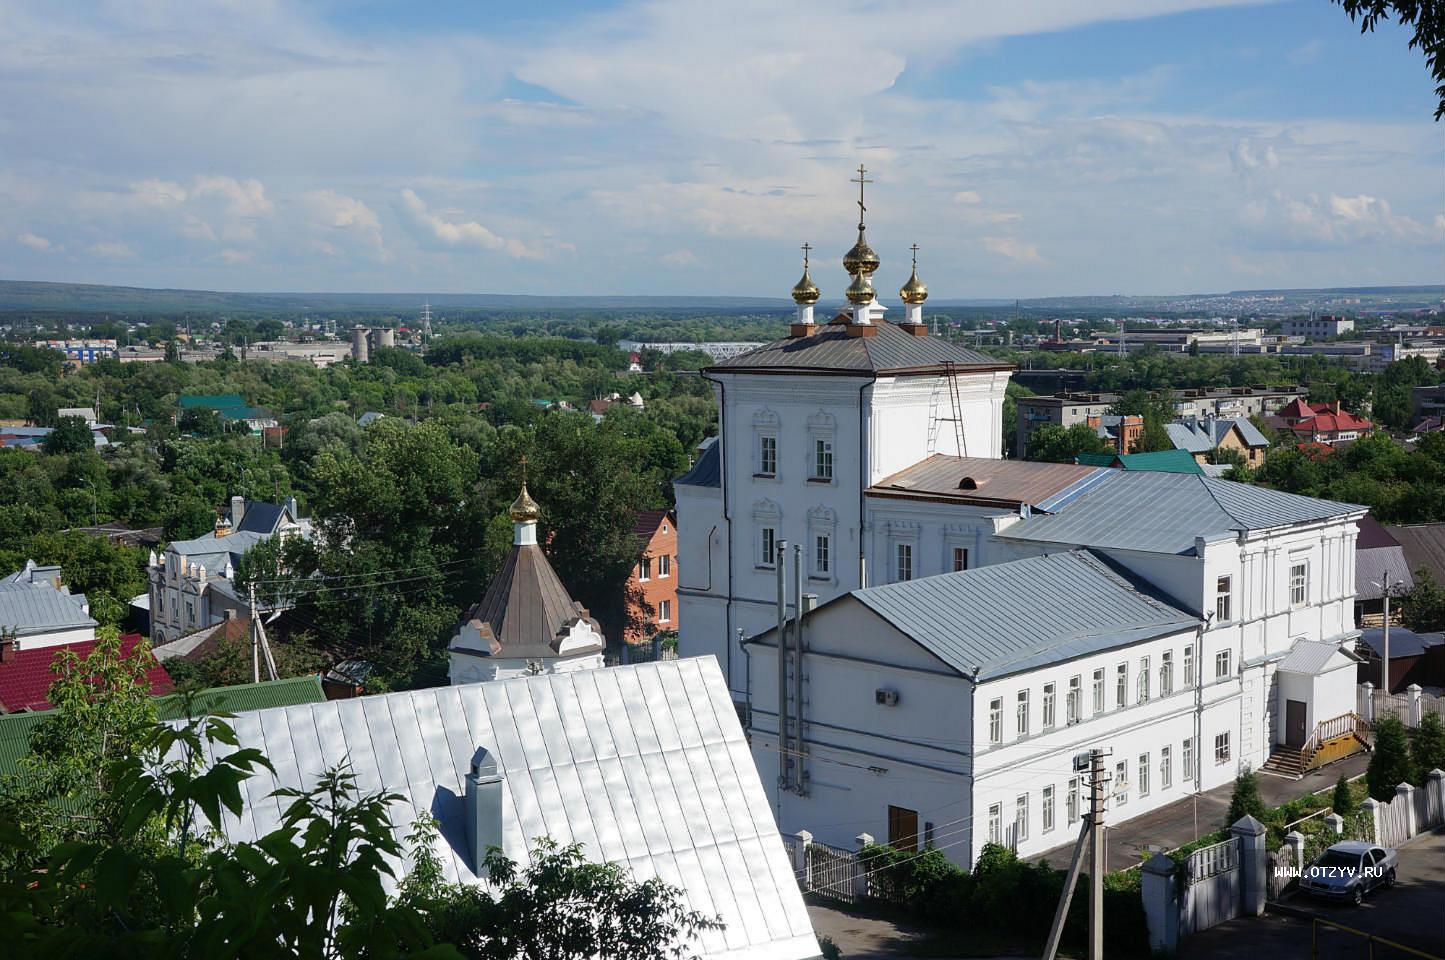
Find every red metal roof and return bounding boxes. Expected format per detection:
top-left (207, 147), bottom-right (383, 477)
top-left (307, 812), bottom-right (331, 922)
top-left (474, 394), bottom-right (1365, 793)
top-left (0, 633), bottom-right (172, 713)
top-left (632, 508), bottom-right (672, 540)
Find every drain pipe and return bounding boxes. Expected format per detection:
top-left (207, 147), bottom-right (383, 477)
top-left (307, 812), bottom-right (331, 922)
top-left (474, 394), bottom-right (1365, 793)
top-left (776, 538), bottom-right (790, 792)
top-left (797, 588), bottom-right (816, 796)
top-left (700, 371), bottom-right (734, 697)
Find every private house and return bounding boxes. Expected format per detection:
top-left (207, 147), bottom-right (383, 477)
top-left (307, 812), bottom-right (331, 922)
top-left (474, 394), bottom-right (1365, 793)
top-left (625, 509), bottom-right (678, 642)
top-left (0, 560), bottom-right (97, 651)
top-left (185, 658), bottom-right (821, 960)
top-left (147, 496), bottom-right (310, 646)
top-left (1085, 412), bottom-right (1143, 453)
top-left (1164, 416), bottom-right (1271, 468)
top-left (177, 394), bottom-right (278, 435)
top-left (1386, 522), bottom-right (1445, 587)
top-left (1354, 517), bottom-right (1413, 627)
top-left (1267, 399), bottom-right (1372, 446)
top-left (447, 482), bottom-right (606, 684)
top-left (1355, 626), bottom-right (1445, 692)
top-left (1075, 449), bottom-right (1205, 475)
top-left (0, 632), bottom-right (171, 713)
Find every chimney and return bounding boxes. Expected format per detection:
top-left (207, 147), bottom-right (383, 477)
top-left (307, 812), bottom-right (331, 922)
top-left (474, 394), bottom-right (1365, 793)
top-left (230, 495), bottom-right (245, 529)
top-left (285, 496), bottom-right (299, 521)
top-left (465, 747), bottom-right (505, 872)
top-left (0, 632), bottom-right (16, 664)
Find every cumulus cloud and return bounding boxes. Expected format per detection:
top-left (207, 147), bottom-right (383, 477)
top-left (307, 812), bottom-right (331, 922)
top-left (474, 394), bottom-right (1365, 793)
top-left (17, 232), bottom-right (56, 251)
top-left (302, 189), bottom-right (385, 257)
top-left (953, 191), bottom-right (982, 204)
top-left (400, 188), bottom-right (541, 259)
top-left (983, 236), bottom-right (1043, 263)
top-left (1241, 190), bottom-right (1435, 246)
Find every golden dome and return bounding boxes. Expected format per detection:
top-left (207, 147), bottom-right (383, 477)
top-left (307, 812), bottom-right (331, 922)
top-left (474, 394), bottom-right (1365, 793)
top-left (509, 482), bottom-right (541, 523)
top-left (845, 270), bottom-right (875, 306)
top-left (900, 266), bottom-right (928, 305)
top-left (843, 230), bottom-right (881, 276)
top-left (791, 268), bottom-right (820, 305)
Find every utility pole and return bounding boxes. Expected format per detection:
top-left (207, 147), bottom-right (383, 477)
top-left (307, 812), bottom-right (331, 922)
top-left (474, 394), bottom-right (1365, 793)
top-left (1088, 748), bottom-right (1109, 960)
top-left (248, 582), bottom-right (278, 683)
top-left (1381, 572), bottom-right (1392, 693)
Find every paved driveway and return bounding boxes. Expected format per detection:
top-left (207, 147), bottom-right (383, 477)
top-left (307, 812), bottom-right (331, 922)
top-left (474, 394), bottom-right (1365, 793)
top-left (1180, 828), bottom-right (1445, 959)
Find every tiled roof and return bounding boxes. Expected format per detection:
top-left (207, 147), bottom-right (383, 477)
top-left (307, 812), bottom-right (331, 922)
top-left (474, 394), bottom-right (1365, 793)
top-left (186, 658), bottom-right (820, 960)
top-left (710, 319), bottom-right (1007, 374)
top-left (632, 508), bottom-right (672, 540)
top-left (676, 438), bottom-right (721, 488)
top-left (870, 455), bottom-right (1111, 509)
top-left (0, 633), bottom-right (172, 713)
top-left (997, 472), bottom-right (1363, 555)
top-left (839, 551), bottom-right (1199, 681)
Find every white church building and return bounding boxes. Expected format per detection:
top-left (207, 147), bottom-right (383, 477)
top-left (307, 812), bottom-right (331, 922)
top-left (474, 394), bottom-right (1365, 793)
top-left (676, 170), bottom-right (1368, 867)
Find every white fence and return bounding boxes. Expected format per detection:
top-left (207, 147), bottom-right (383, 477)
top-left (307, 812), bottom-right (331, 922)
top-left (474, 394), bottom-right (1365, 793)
top-left (1361, 682), bottom-right (1445, 729)
top-left (1366, 771), bottom-right (1445, 848)
top-left (1142, 817), bottom-right (1267, 954)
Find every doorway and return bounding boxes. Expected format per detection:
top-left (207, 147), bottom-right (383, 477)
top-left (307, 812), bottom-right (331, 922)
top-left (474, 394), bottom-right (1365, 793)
top-left (1285, 699), bottom-right (1308, 748)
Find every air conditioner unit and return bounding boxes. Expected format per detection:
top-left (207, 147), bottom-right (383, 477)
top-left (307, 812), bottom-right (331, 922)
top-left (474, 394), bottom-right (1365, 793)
top-left (875, 688), bottom-right (900, 706)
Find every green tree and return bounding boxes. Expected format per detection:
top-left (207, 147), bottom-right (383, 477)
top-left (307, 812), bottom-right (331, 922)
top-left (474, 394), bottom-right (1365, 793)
top-left (25, 531), bottom-right (148, 627)
top-left (1332, 0), bottom-right (1445, 119)
top-left (1331, 775), bottom-right (1354, 816)
top-left (1399, 570), bottom-right (1445, 632)
top-left (1410, 711), bottom-right (1445, 782)
top-left (1367, 715), bottom-right (1414, 800)
top-left (1025, 423), bottom-right (1110, 463)
top-left (1224, 769), bottom-right (1265, 828)
top-left (41, 416), bottom-right (95, 456)
top-left (164, 339), bottom-right (181, 363)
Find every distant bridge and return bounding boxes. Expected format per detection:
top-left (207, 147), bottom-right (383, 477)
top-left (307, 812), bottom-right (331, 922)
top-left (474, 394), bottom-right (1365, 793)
top-left (618, 340), bottom-right (765, 360)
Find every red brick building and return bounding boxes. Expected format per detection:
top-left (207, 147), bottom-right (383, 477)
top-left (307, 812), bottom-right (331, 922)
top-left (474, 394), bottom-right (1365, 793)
top-left (625, 509), bottom-right (678, 642)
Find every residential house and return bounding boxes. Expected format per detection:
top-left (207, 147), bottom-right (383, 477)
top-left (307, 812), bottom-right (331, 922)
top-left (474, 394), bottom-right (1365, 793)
top-left (1164, 416), bottom-right (1271, 468)
top-left (184, 658), bottom-right (821, 960)
top-left (178, 394), bottom-right (278, 435)
top-left (147, 496), bottom-right (310, 646)
top-left (1355, 626), bottom-right (1445, 692)
top-left (1268, 399), bottom-right (1372, 446)
top-left (1, 632), bottom-right (171, 713)
top-left (626, 509), bottom-right (679, 642)
top-left (447, 482), bottom-right (606, 684)
top-left (1086, 413), bottom-right (1143, 453)
top-left (1410, 384), bottom-right (1445, 434)
top-left (0, 561), bottom-right (97, 650)
top-left (1386, 522), bottom-right (1445, 586)
top-left (1075, 449), bottom-right (1205, 475)
top-left (1354, 517), bottom-right (1414, 627)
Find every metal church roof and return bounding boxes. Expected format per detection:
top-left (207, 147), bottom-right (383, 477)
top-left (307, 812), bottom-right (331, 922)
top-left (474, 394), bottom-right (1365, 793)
top-left (709, 318), bottom-right (1007, 375)
top-left (849, 551), bottom-right (1200, 681)
top-left (869, 455), bottom-right (1110, 509)
top-left (677, 437), bottom-right (721, 488)
top-left (189, 658), bottom-right (819, 960)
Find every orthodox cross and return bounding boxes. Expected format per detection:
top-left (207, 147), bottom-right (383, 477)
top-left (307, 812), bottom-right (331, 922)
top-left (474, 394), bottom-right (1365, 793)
top-left (801, 242), bottom-right (812, 270)
top-left (851, 164), bottom-right (872, 228)
top-left (910, 243), bottom-right (919, 268)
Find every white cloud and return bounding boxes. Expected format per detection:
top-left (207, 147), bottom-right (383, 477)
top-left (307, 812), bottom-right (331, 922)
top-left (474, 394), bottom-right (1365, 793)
top-left (302, 189), bottom-right (385, 257)
top-left (17, 232), bottom-right (55, 251)
top-left (953, 191), bottom-right (982, 204)
top-left (192, 176), bottom-right (274, 219)
top-left (88, 241), bottom-right (134, 258)
top-left (400, 188), bottom-right (540, 259)
top-left (1240, 190), bottom-right (1434, 246)
top-left (662, 249), bottom-right (698, 266)
top-left (983, 236), bottom-right (1043, 263)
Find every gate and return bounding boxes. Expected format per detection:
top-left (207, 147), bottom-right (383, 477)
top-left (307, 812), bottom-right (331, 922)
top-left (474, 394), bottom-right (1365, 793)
top-left (805, 840), bottom-right (862, 905)
top-left (1180, 839), bottom-right (1240, 936)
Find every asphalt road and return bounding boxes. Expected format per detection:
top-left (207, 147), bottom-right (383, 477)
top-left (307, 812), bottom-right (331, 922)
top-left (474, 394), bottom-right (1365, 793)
top-left (1181, 827), bottom-right (1445, 959)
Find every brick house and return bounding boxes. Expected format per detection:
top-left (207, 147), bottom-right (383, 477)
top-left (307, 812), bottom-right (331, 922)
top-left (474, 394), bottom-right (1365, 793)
top-left (626, 509), bottom-right (678, 642)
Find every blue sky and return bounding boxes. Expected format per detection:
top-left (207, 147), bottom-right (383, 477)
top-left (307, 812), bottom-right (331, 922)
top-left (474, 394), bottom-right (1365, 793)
top-left (1, 0), bottom-right (1440, 298)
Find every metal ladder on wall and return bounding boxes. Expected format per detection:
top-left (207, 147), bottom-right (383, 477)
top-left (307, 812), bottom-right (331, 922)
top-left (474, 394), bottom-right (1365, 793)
top-left (935, 361), bottom-right (967, 457)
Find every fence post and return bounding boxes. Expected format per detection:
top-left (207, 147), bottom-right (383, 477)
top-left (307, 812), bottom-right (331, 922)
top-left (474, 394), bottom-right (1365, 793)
top-left (1361, 682), bottom-right (1374, 723)
top-left (1396, 783), bottom-right (1416, 840)
top-left (1141, 852), bottom-right (1179, 955)
top-left (1282, 831), bottom-right (1305, 876)
top-left (1407, 684), bottom-right (1422, 727)
top-left (1323, 812), bottom-right (1344, 836)
top-left (793, 830), bottom-right (813, 891)
top-left (852, 833), bottom-right (874, 902)
top-left (1362, 797), bottom-right (1382, 845)
top-left (1429, 770), bottom-right (1445, 831)
top-left (1232, 815), bottom-right (1266, 917)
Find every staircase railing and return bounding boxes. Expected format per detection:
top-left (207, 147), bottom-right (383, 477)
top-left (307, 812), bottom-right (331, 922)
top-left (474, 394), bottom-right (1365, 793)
top-left (1300, 712), bottom-right (1366, 768)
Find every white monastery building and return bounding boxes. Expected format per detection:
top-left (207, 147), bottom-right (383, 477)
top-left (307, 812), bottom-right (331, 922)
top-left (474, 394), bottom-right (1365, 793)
top-left (676, 168), bottom-right (1368, 868)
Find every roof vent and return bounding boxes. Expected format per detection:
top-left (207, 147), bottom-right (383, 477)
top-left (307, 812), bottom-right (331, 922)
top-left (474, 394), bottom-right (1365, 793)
top-left (958, 476), bottom-right (981, 491)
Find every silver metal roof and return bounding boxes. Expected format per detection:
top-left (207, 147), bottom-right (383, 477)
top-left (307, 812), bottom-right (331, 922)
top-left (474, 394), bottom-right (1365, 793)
top-left (0, 582), bottom-right (95, 637)
top-left (1277, 640), bottom-right (1353, 675)
top-left (192, 658), bottom-right (818, 960)
top-left (710, 319), bottom-right (1005, 374)
top-left (850, 551), bottom-right (1200, 681)
top-left (997, 472), bottom-right (1363, 555)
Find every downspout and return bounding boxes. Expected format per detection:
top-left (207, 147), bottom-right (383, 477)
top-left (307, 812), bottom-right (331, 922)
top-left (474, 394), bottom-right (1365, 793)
top-left (858, 379), bottom-right (873, 587)
top-left (792, 543), bottom-right (805, 794)
top-left (776, 539), bottom-right (790, 792)
top-left (700, 371), bottom-right (734, 696)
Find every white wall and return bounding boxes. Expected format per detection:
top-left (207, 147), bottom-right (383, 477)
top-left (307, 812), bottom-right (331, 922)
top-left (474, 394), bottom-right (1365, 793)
top-left (16, 624), bottom-right (95, 651)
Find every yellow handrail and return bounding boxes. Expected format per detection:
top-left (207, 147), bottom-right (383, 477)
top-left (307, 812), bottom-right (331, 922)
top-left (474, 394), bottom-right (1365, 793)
top-left (1312, 916), bottom-right (1444, 960)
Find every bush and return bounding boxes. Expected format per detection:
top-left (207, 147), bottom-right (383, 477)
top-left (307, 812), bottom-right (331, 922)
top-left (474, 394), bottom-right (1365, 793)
top-left (818, 934), bottom-right (842, 960)
top-left (1332, 775), bottom-right (1353, 816)
top-left (1367, 715), bottom-right (1414, 800)
top-left (1410, 712), bottom-right (1445, 782)
top-left (1225, 769), bottom-right (1266, 829)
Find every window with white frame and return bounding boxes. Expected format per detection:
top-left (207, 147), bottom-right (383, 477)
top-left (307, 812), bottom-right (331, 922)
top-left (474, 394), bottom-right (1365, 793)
top-left (1138, 656), bottom-right (1151, 703)
top-left (813, 534), bottom-right (830, 576)
top-left (1216, 575), bottom-right (1232, 622)
top-left (1290, 561), bottom-right (1308, 606)
top-left (1139, 753), bottom-right (1150, 797)
top-left (1214, 732), bottom-right (1231, 765)
top-left (639, 557), bottom-right (651, 581)
top-left (1160, 746), bottom-right (1172, 790)
top-left (1067, 676), bottom-right (1081, 724)
top-left (760, 527), bottom-right (777, 567)
top-left (1116, 663), bottom-right (1128, 708)
top-left (1017, 689), bottom-right (1030, 737)
top-left (1092, 668), bottom-right (1105, 713)
top-left (988, 803), bottom-right (1002, 844)
top-left (1015, 794), bottom-right (1029, 842)
top-left (758, 434), bottom-right (777, 477)
top-left (1160, 651), bottom-right (1173, 697)
top-left (807, 505), bottom-right (837, 581)
top-left (1042, 683), bottom-right (1056, 729)
top-left (1215, 649), bottom-right (1232, 680)
top-left (895, 542), bottom-right (914, 582)
top-left (1115, 760), bottom-right (1128, 805)
top-left (813, 438), bottom-right (834, 481)
top-left (989, 698), bottom-right (1002, 744)
top-left (1067, 779), bottom-right (1079, 824)
top-left (952, 547), bottom-right (968, 572)
top-left (1183, 737), bottom-right (1195, 782)
top-left (1042, 785), bottom-right (1055, 833)
top-left (658, 554), bottom-right (671, 577)
top-left (658, 599), bottom-right (671, 623)
top-left (1184, 644), bottom-right (1195, 686)
top-left (753, 500), bottom-right (781, 568)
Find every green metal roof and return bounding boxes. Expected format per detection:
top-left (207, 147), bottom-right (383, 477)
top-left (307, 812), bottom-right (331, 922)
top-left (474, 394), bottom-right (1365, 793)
top-left (179, 393), bottom-right (246, 410)
top-left (1075, 449), bottom-right (1205, 475)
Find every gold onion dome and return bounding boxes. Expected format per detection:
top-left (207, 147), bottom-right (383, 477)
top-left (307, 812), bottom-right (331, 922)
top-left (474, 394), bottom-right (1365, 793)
top-left (843, 230), bottom-right (881, 276)
top-left (845, 270), bottom-right (875, 305)
top-left (509, 481), bottom-right (541, 522)
top-left (791, 268), bottom-right (820, 304)
top-left (900, 265), bottom-right (928, 305)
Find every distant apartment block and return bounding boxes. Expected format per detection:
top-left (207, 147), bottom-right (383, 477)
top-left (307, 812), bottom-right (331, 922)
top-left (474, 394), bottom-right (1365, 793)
top-left (1282, 315), bottom-right (1355, 338)
top-left (1016, 385), bottom-right (1305, 457)
top-left (34, 339), bottom-right (117, 363)
top-left (1411, 384), bottom-right (1445, 433)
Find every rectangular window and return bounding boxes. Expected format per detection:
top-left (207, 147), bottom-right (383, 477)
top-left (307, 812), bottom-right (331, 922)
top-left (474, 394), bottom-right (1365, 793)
top-left (814, 438), bottom-right (834, 481)
top-left (1042, 785), bottom-right (1055, 833)
top-left (1215, 732), bottom-right (1231, 765)
top-left (988, 803), bottom-right (1002, 844)
top-left (1160, 652), bottom-right (1173, 697)
top-left (1017, 690), bottom-right (1030, 737)
top-left (658, 599), bottom-right (671, 623)
top-left (1139, 753), bottom-right (1150, 797)
top-left (1184, 645), bottom-right (1195, 686)
top-left (1067, 676), bottom-right (1081, 725)
top-left (1092, 669), bottom-right (1105, 713)
top-left (1042, 684), bottom-right (1056, 729)
top-left (1183, 738), bottom-right (1195, 783)
top-left (814, 534), bottom-right (830, 575)
top-left (760, 527), bottom-right (777, 567)
top-left (1290, 562), bottom-right (1308, 606)
top-left (1216, 575), bottom-right (1232, 622)
top-left (1015, 794), bottom-right (1029, 843)
top-left (658, 554), bottom-right (671, 578)
top-left (952, 547), bottom-right (969, 572)
top-left (1067, 778), bottom-right (1079, 825)
top-left (1138, 656), bottom-right (1151, 703)
top-left (989, 698), bottom-right (1002, 744)
top-left (1115, 761), bottom-right (1128, 805)
top-left (186, 601), bottom-right (194, 625)
top-left (1116, 663), bottom-right (1128, 709)
top-left (759, 435), bottom-right (777, 476)
top-left (1215, 649), bottom-right (1232, 680)
top-left (1161, 746), bottom-right (1173, 790)
top-left (896, 543), bottom-right (913, 582)
top-left (639, 557), bottom-right (651, 581)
